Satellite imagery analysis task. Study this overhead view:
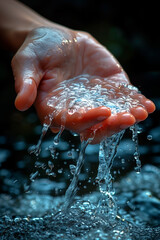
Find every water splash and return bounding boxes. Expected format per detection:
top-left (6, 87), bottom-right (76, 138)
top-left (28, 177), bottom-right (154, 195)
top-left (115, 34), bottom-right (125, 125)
top-left (47, 125), bottom-right (65, 159)
top-left (130, 124), bottom-right (141, 173)
top-left (46, 74), bottom-right (141, 116)
top-left (28, 123), bottom-right (50, 156)
top-left (63, 138), bottom-right (92, 210)
top-left (22, 74), bottom-right (152, 239)
top-left (96, 131), bottom-right (125, 222)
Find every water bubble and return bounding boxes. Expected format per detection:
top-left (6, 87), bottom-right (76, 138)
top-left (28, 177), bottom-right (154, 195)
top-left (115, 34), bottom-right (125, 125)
top-left (147, 135), bottom-right (152, 141)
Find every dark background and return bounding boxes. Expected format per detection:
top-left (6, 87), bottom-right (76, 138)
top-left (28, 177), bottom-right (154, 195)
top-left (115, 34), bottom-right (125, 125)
top-left (0, 0), bottom-right (160, 195)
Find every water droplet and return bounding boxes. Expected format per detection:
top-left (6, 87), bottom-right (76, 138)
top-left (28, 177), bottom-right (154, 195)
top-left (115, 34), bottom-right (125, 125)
top-left (48, 145), bottom-right (56, 159)
top-left (46, 169), bottom-right (52, 175)
top-left (53, 138), bottom-right (59, 146)
top-left (58, 168), bottom-right (63, 174)
top-left (48, 160), bottom-right (54, 170)
top-left (95, 177), bottom-right (99, 183)
top-left (35, 161), bottom-right (46, 169)
top-left (134, 166), bottom-right (141, 174)
top-left (53, 125), bottom-right (64, 146)
top-left (69, 164), bottom-right (76, 175)
top-left (68, 109), bottom-right (75, 115)
top-left (24, 183), bottom-right (30, 192)
top-left (28, 145), bottom-right (41, 156)
top-left (147, 134), bottom-right (152, 141)
top-left (30, 171), bottom-right (39, 182)
top-left (48, 172), bottom-right (56, 177)
top-left (67, 151), bottom-right (72, 157)
top-left (88, 178), bottom-right (92, 183)
top-left (121, 158), bottom-right (125, 164)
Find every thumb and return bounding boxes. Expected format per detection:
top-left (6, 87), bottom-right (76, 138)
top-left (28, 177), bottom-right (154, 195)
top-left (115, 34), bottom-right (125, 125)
top-left (11, 49), bottom-right (43, 111)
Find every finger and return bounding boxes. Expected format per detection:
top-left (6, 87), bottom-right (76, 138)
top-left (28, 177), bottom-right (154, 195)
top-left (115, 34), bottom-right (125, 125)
top-left (130, 106), bottom-right (148, 122)
top-left (141, 99), bottom-right (156, 113)
top-left (14, 78), bottom-right (37, 111)
top-left (51, 106), bottom-right (111, 133)
top-left (11, 46), bottom-right (43, 111)
top-left (81, 112), bottom-right (136, 144)
top-left (130, 93), bottom-right (156, 114)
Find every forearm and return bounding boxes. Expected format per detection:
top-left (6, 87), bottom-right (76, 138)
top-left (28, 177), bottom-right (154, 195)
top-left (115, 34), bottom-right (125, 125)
top-left (0, 0), bottom-right (66, 51)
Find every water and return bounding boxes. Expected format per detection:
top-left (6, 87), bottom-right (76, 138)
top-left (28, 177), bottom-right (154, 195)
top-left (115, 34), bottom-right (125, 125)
top-left (0, 164), bottom-right (160, 239)
top-left (0, 75), bottom-right (159, 239)
top-left (96, 131), bottom-right (125, 221)
top-left (46, 74), bottom-right (141, 116)
top-left (64, 139), bottom-right (91, 210)
top-left (26, 74), bottom-right (143, 214)
top-left (28, 123), bottom-right (50, 156)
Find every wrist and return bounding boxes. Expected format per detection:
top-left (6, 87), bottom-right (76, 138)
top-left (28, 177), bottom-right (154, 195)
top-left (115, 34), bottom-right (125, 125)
top-left (0, 0), bottom-right (70, 51)
top-left (4, 17), bottom-right (51, 51)
top-left (0, 0), bottom-right (74, 51)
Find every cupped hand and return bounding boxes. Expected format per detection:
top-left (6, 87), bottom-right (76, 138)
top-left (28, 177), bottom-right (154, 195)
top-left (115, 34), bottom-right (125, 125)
top-left (11, 27), bottom-right (155, 144)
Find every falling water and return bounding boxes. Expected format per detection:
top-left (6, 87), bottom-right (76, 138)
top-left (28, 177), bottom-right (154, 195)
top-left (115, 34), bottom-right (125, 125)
top-left (96, 131), bottom-right (125, 221)
top-left (27, 74), bottom-right (144, 214)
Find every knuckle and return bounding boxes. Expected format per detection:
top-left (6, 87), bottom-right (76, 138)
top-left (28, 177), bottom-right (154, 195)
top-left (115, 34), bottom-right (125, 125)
top-left (11, 48), bottom-right (35, 67)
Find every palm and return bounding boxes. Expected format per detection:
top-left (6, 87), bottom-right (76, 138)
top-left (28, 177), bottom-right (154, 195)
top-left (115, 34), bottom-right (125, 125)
top-left (13, 27), bottom-right (155, 143)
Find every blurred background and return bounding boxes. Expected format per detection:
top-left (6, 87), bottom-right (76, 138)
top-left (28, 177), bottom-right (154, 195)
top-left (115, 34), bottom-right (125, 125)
top-left (0, 0), bottom-right (160, 198)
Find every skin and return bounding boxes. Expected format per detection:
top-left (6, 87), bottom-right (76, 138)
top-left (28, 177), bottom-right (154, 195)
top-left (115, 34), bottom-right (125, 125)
top-left (0, 1), bottom-right (156, 144)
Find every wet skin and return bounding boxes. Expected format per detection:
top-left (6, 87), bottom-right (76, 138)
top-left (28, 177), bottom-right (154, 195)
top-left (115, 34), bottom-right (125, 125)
top-left (12, 27), bottom-right (155, 144)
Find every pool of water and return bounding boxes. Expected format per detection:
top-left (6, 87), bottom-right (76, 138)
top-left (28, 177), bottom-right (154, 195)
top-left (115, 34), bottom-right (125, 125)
top-left (0, 164), bottom-right (160, 239)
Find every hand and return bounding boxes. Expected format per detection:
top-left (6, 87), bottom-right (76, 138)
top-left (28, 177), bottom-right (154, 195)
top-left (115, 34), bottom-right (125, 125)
top-left (11, 27), bottom-right (155, 144)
